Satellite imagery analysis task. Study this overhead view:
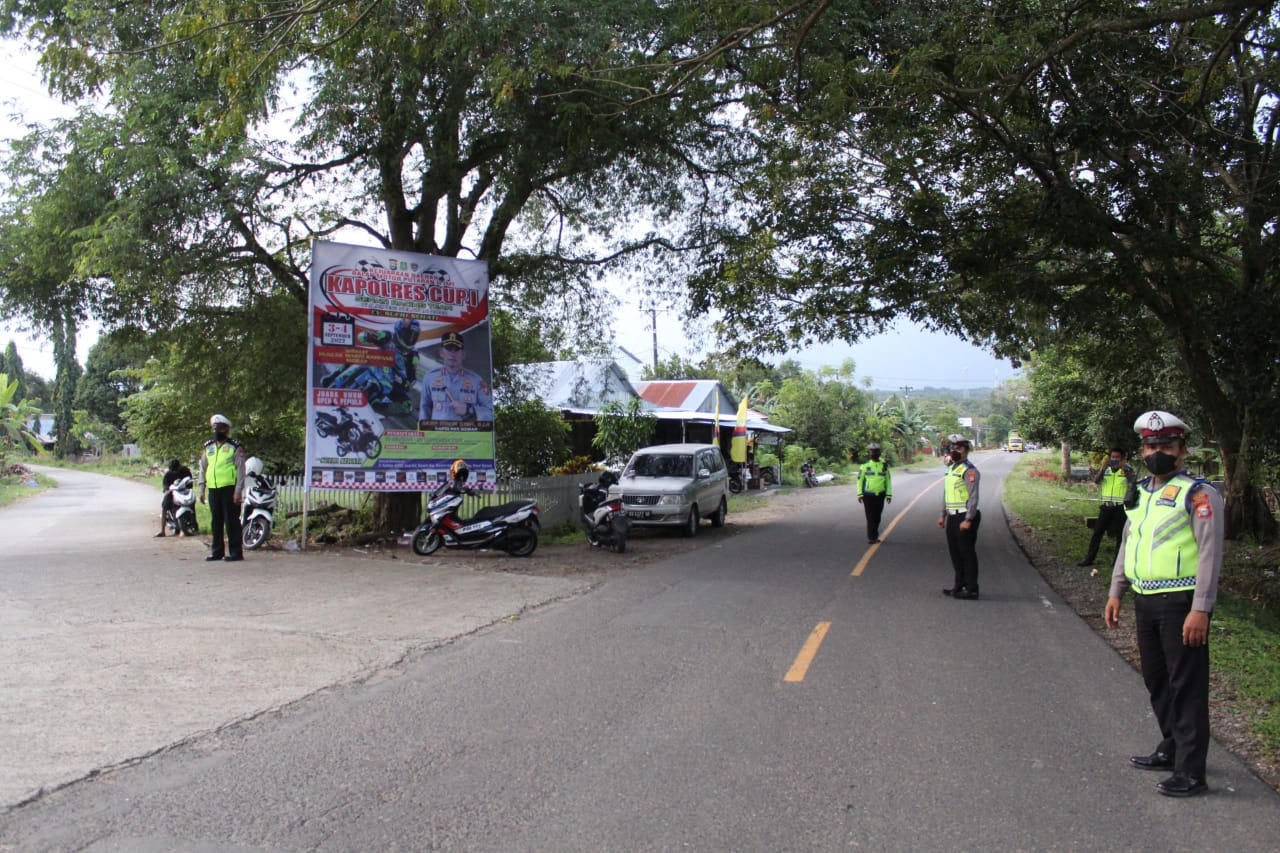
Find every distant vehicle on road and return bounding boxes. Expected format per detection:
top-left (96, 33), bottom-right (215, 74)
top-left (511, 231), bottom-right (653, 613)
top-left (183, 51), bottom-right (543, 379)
top-left (1006, 433), bottom-right (1025, 452)
top-left (614, 443), bottom-right (729, 537)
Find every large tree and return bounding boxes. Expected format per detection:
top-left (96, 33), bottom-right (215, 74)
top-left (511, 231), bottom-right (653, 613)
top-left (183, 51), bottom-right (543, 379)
top-left (3, 0), bottom-right (755, 529)
top-left (692, 0), bottom-right (1280, 538)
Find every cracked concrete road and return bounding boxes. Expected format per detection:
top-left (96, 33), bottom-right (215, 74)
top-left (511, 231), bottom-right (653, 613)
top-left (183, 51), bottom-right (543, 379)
top-left (0, 466), bottom-right (590, 808)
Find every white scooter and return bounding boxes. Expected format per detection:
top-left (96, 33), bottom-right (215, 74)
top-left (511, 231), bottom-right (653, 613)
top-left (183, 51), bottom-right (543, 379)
top-left (164, 475), bottom-right (200, 536)
top-left (240, 457), bottom-right (277, 550)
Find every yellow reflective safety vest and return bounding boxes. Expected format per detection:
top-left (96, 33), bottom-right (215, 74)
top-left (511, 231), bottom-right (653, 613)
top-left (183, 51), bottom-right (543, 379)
top-left (204, 438), bottom-right (241, 490)
top-left (858, 460), bottom-right (891, 497)
top-left (1123, 473), bottom-right (1206, 594)
top-left (1100, 465), bottom-right (1131, 502)
top-left (944, 461), bottom-right (974, 513)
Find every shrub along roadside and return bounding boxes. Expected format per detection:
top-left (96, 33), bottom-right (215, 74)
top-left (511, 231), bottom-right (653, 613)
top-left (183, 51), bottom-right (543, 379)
top-left (1003, 456), bottom-right (1280, 788)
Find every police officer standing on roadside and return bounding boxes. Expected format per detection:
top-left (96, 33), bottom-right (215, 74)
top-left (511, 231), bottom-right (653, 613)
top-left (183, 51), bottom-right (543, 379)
top-left (1079, 447), bottom-right (1137, 567)
top-left (939, 434), bottom-right (981, 600)
top-left (198, 414), bottom-right (246, 562)
top-left (857, 442), bottom-right (893, 544)
top-left (1104, 411), bottom-right (1222, 798)
top-left (418, 331), bottom-right (493, 426)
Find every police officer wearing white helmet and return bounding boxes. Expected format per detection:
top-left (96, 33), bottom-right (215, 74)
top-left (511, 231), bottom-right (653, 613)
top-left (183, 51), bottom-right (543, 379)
top-left (198, 414), bottom-right (247, 562)
top-left (1104, 410), bottom-right (1223, 798)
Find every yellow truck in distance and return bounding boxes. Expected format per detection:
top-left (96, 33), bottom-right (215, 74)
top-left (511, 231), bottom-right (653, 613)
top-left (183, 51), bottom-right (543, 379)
top-left (1006, 432), bottom-right (1025, 452)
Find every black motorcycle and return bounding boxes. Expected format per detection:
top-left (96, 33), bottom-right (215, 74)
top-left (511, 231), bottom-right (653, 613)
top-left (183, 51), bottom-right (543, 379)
top-left (579, 471), bottom-right (628, 553)
top-left (411, 484), bottom-right (541, 557)
top-left (315, 407), bottom-right (358, 441)
top-left (336, 415), bottom-right (381, 460)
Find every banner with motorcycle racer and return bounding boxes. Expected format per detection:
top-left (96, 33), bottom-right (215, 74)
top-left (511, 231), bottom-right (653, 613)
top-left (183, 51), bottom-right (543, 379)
top-left (306, 240), bottom-right (497, 492)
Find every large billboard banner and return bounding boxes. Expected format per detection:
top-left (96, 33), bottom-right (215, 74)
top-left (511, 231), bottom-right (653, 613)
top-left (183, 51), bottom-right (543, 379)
top-left (306, 240), bottom-right (496, 492)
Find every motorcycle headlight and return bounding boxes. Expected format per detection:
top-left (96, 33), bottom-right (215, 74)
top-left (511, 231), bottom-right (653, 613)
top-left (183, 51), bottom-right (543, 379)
top-left (659, 495), bottom-right (684, 505)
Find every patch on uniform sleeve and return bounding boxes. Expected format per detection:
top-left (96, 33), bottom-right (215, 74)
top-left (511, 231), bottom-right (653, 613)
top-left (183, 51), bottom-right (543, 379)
top-left (1192, 492), bottom-right (1212, 519)
top-left (966, 470), bottom-right (978, 484)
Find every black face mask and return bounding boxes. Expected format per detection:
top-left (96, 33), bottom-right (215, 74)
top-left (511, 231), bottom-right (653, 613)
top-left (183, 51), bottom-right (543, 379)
top-left (949, 452), bottom-right (962, 464)
top-left (869, 452), bottom-right (881, 461)
top-left (1143, 452), bottom-right (1178, 476)
top-left (213, 429), bottom-right (229, 441)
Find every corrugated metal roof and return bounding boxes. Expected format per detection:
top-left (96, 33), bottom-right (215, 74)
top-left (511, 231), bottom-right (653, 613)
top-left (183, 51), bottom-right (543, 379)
top-left (634, 380), bottom-right (735, 413)
top-left (509, 360), bottom-right (646, 411)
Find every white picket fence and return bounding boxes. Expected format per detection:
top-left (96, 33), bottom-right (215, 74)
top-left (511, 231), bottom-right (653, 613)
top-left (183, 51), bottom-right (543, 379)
top-left (272, 472), bottom-right (601, 529)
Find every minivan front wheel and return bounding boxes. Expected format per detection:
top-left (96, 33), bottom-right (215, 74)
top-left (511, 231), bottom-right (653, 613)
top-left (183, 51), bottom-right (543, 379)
top-left (683, 505), bottom-right (699, 537)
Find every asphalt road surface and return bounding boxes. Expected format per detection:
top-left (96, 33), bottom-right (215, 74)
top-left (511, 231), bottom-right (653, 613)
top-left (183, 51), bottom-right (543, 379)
top-left (3, 455), bottom-right (1279, 851)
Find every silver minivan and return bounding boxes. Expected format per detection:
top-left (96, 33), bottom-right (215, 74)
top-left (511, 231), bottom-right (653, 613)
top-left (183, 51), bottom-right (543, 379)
top-left (615, 443), bottom-right (730, 536)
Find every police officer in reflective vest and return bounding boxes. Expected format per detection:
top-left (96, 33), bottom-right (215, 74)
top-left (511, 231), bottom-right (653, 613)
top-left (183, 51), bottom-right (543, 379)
top-left (1104, 410), bottom-right (1222, 798)
top-left (938, 434), bottom-right (981, 600)
top-left (198, 413), bottom-right (247, 562)
top-left (1079, 447), bottom-right (1137, 567)
top-left (857, 442), bottom-right (893, 544)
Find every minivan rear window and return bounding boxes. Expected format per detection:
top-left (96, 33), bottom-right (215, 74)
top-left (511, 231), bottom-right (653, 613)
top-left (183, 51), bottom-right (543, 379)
top-left (630, 454), bottom-right (694, 478)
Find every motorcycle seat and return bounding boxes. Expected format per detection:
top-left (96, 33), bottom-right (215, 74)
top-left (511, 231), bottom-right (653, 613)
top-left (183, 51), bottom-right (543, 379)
top-left (470, 501), bottom-right (534, 521)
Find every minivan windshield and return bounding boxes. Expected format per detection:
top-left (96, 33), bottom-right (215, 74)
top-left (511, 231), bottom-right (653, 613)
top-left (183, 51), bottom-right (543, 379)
top-left (629, 453), bottom-right (694, 478)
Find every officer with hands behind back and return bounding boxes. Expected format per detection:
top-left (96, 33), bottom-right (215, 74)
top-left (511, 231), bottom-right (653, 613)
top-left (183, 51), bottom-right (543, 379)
top-left (1104, 411), bottom-right (1223, 798)
top-left (939, 434), bottom-right (981, 600)
top-left (199, 414), bottom-right (247, 563)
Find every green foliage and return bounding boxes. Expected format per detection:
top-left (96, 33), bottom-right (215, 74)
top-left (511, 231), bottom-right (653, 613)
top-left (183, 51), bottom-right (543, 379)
top-left (494, 400), bottom-right (571, 478)
top-left (2, 342), bottom-right (25, 404)
top-left (74, 328), bottom-right (150, 433)
top-left (641, 354), bottom-right (715, 381)
top-left (592, 398), bottom-right (657, 464)
top-left (771, 359), bottom-right (869, 459)
top-left (0, 372), bottom-right (42, 461)
top-left (122, 295), bottom-right (307, 469)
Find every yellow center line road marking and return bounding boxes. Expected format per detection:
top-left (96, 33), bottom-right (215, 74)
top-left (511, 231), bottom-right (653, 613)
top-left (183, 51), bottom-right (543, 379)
top-left (852, 477), bottom-right (944, 577)
top-left (784, 621), bottom-right (831, 683)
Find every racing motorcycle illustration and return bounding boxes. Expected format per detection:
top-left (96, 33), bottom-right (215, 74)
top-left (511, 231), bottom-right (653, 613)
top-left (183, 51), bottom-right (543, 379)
top-left (411, 468), bottom-right (540, 558)
top-left (337, 415), bottom-right (382, 460)
top-left (320, 364), bottom-right (413, 413)
top-left (164, 475), bottom-right (199, 537)
top-left (578, 470), bottom-right (628, 553)
top-left (240, 457), bottom-right (278, 550)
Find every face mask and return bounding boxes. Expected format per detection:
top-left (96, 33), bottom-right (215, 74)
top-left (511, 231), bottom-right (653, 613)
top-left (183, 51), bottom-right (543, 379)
top-left (214, 428), bottom-right (229, 441)
top-left (1109, 460), bottom-right (1121, 470)
top-left (869, 452), bottom-right (880, 460)
top-left (1143, 452), bottom-right (1178, 476)
top-left (949, 452), bottom-right (962, 464)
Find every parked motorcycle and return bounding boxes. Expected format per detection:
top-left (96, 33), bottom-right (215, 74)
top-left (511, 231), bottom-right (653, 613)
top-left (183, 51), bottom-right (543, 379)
top-left (240, 457), bottom-right (278, 550)
top-left (579, 471), bottom-right (628, 553)
top-left (728, 464), bottom-right (748, 494)
top-left (164, 475), bottom-right (199, 537)
top-left (411, 484), bottom-right (541, 557)
top-left (800, 460), bottom-right (819, 488)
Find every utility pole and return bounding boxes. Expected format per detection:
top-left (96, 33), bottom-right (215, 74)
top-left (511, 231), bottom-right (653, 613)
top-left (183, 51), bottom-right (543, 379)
top-left (650, 307), bottom-right (658, 372)
top-left (900, 385), bottom-right (913, 400)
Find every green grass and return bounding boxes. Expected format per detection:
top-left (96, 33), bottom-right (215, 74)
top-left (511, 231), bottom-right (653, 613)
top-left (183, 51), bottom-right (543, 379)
top-left (0, 470), bottom-right (55, 508)
top-left (729, 493), bottom-right (769, 513)
top-left (1004, 455), bottom-right (1280, 763)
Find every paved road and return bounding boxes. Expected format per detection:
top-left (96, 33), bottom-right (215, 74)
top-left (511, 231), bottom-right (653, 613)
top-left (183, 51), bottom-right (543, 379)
top-left (3, 456), bottom-right (1278, 850)
top-left (0, 467), bottom-right (588, 810)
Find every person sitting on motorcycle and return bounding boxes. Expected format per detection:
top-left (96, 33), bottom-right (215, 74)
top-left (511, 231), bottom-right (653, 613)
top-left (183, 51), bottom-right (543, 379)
top-left (156, 457), bottom-right (193, 538)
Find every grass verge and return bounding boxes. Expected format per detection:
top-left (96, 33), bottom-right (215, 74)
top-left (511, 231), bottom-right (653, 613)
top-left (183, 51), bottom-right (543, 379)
top-left (0, 469), bottom-right (55, 508)
top-left (1003, 454), bottom-right (1280, 786)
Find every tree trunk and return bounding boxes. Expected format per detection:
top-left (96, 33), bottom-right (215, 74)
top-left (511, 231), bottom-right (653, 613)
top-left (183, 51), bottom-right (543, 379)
top-left (374, 492), bottom-right (423, 536)
top-left (1060, 441), bottom-right (1071, 481)
top-left (1216, 437), bottom-right (1277, 543)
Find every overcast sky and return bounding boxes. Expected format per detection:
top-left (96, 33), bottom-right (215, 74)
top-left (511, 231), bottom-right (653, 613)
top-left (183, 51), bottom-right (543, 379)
top-left (1, 39), bottom-right (1019, 391)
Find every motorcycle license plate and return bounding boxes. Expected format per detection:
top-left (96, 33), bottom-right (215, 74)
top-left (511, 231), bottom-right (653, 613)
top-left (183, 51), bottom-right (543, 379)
top-left (626, 510), bottom-right (651, 519)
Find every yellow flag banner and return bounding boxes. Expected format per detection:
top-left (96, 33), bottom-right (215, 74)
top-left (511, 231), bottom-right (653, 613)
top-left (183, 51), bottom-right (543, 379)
top-left (730, 395), bottom-right (749, 463)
